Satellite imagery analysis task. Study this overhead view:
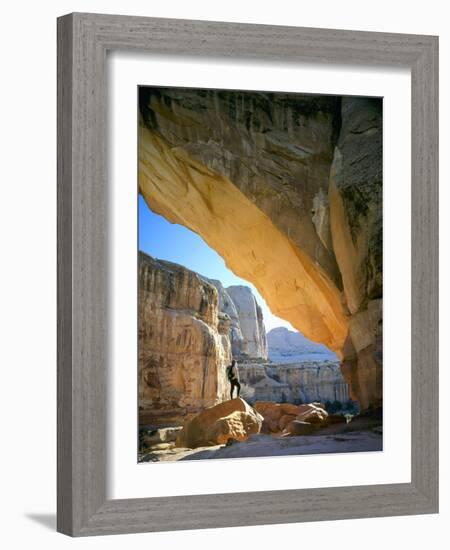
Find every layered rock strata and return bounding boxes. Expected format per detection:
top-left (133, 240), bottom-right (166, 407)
top-left (238, 361), bottom-right (349, 405)
top-left (139, 253), bottom-right (272, 424)
top-left (139, 252), bottom-right (230, 425)
top-left (204, 278), bottom-right (245, 358)
top-left (226, 285), bottom-right (268, 360)
top-left (139, 89), bottom-right (382, 410)
top-left (204, 280), bottom-right (268, 360)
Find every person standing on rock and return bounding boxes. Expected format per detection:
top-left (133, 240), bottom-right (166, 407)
top-left (226, 359), bottom-right (241, 399)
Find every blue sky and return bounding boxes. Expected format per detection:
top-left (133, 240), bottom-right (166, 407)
top-left (138, 195), bottom-right (295, 332)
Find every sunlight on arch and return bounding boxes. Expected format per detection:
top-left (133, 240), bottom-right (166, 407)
top-left (138, 195), bottom-right (295, 332)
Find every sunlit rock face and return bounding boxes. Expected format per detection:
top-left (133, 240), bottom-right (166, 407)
top-left (139, 92), bottom-right (347, 354)
top-left (226, 285), bottom-right (268, 360)
top-left (139, 89), bottom-right (382, 410)
top-left (139, 252), bottom-right (230, 425)
top-left (203, 278), bottom-right (245, 359)
top-left (238, 362), bottom-right (349, 405)
top-left (202, 279), bottom-right (268, 360)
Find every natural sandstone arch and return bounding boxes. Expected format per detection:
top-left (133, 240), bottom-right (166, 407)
top-left (139, 126), bottom-right (348, 355)
top-left (138, 89), bottom-right (383, 411)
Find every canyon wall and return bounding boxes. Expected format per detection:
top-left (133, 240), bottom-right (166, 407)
top-left (139, 253), bottom-right (270, 424)
top-left (329, 99), bottom-right (383, 410)
top-left (238, 362), bottom-right (349, 405)
top-left (139, 252), bottom-right (230, 425)
top-left (204, 280), bottom-right (268, 360)
top-left (204, 278), bottom-right (245, 359)
top-left (139, 89), bottom-right (383, 410)
top-left (226, 285), bottom-right (268, 360)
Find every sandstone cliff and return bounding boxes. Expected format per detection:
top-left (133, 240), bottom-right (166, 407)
top-left (139, 252), bottom-right (230, 424)
top-left (139, 252), bottom-right (271, 424)
top-left (226, 285), bottom-right (268, 360)
top-left (239, 361), bottom-right (349, 405)
top-left (139, 89), bottom-right (382, 410)
top-left (203, 278), bottom-right (245, 358)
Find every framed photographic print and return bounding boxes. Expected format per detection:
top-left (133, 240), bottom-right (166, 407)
top-left (57, 13), bottom-right (438, 536)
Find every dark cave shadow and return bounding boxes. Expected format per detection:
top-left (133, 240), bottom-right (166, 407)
top-left (25, 513), bottom-right (57, 531)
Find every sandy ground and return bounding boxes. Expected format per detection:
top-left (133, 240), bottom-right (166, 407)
top-left (139, 418), bottom-right (382, 463)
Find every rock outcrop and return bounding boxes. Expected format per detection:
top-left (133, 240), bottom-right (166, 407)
top-left (238, 361), bottom-right (349, 405)
top-left (139, 89), bottom-right (383, 410)
top-left (204, 279), bottom-right (244, 358)
top-left (202, 280), bottom-right (269, 360)
top-left (329, 98), bottom-right (383, 410)
top-left (175, 398), bottom-right (263, 448)
top-left (267, 326), bottom-right (338, 363)
top-left (139, 252), bottom-right (230, 425)
top-left (139, 252), bottom-right (272, 424)
top-left (226, 285), bottom-right (268, 360)
top-left (254, 401), bottom-right (329, 435)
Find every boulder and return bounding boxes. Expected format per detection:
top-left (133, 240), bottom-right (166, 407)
top-left (280, 403), bottom-right (301, 416)
top-left (204, 411), bottom-right (262, 446)
top-left (175, 398), bottom-right (263, 448)
top-left (254, 401), bottom-right (285, 433)
top-left (326, 414), bottom-right (348, 424)
top-left (254, 401), bottom-right (276, 414)
top-left (296, 403), bottom-right (329, 425)
top-left (142, 426), bottom-right (183, 447)
top-left (285, 420), bottom-right (316, 436)
top-left (254, 400), bottom-right (330, 432)
top-left (267, 417), bottom-right (282, 434)
top-left (279, 414), bottom-right (297, 431)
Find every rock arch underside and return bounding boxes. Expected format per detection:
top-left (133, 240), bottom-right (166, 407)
top-left (139, 89), bottom-right (383, 411)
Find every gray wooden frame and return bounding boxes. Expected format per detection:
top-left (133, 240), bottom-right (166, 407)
top-left (57, 12), bottom-right (439, 537)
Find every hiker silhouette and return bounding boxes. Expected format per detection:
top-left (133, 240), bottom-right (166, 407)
top-left (226, 359), bottom-right (241, 399)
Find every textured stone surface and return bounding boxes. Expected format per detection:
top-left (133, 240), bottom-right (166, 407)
top-left (285, 420), bottom-right (316, 436)
top-left (141, 426), bottom-right (183, 447)
top-left (254, 401), bottom-right (297, 433)
top-left (175, 397), bottom-right (263, 448)
top-left (139, 252), bottom-right (230, 424)
top-left (205, 279), bottom-right (268, 360)
top-left (139, 97), bottom-right (348, 355)
top-left (296, 403), bottom-right (329, 425)
top-left (238, 361), bottom-right (349, 404)
top-left (329, 98), bottom-right (383, 409)
top-left (254, 400), bottom-right (328, 433)
top-left (139, 89), bottom-right (382, 410)
top-left (226, 285), bottom-right (268, 359)
top-left (204, 278), bottom-right (245, 358)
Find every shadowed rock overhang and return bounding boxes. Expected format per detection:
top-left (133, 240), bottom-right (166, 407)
top-left (138, 89), bottom-right (382, 410)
